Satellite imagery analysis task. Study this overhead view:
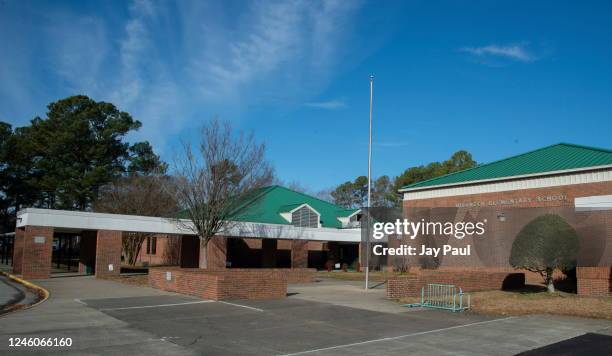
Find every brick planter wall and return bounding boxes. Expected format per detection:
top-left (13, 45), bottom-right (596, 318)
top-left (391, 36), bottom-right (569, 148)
top-left (149, 268), bottom-right (295, 300)
top-left (387, 270), bottom-right (525, 299)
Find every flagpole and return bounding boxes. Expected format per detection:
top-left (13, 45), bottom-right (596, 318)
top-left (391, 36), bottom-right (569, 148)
top-left (365, 74), bottom-right (374, 290)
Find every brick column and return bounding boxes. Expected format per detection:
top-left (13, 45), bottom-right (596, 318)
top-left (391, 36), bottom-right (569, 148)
top-left (291, 240), bottom-right (308, 268)
top-left (21, 226), bottom-right (54, 279)
top-left (262, 239), bottom-right (277, 268)
top-left (577, 267), bottom-right (611, 296)
top-left (79, 230), bottom-right (97, 274)
top-left (206, 236), bottom-right (227, 270)
top-left (12, 228), bottom-right (24, 274)
top-left (95, 230), bottom-right (122, 278)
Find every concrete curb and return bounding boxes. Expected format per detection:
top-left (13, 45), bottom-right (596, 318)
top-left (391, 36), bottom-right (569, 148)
top-left (0, 271), bottom-right (49, 317)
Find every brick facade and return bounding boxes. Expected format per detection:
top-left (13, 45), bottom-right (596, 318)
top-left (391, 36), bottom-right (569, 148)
top-left (577, 267), bottom-right (612, 296)
top-left (401, 180), bottom-right (612, 296)
top-left (95, 230), bottom-right (122, 278)
top-left (135, 234), bottom-right (181, 266)
top-left (387, 270), bottom-right (525, 299)
top-left (405, 181), bottom-right (612, 208)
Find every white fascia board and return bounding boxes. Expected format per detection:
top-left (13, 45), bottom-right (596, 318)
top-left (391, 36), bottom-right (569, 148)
top-left (221, 223), bottom-right (361, 242)
top-left (399, 165), bottom-right (612, 193)
top-left (575, 195), bottom-right (612, 211)
top-left (17, 208), bottom-right (194, 235)
top-left (403, 168), bottom-right (612, 201)
top-left (16, 208), bottom-right (361, 242)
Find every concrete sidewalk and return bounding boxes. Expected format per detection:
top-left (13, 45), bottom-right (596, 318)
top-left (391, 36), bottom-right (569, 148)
top-left (0, 276), bottom-right (197, 355)
top-left (288, 278), bottom-right (408, 314)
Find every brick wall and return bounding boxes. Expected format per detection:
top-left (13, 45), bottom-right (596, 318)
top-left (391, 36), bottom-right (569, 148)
top-left (405, 181), bottom-right (612, 208)
top-left (149, 267), bottom-right (290, 300)
top-left (135, 234), bottom-right (182, 266)
top-left (95, 230), bottom-right (122, 278)
top-left (577, 267), bottom-right (612, 297)
top-left (387, 270), bottom-right (525, 299)
top-left (402, 180), bottom-right (612, 297)
top-left (20, 226), bottom-right (54, 279)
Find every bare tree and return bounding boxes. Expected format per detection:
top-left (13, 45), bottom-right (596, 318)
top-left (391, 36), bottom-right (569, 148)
top-left (94, 174), bottom-right (179, 265)
top-left (172, 119), bottom-right (273, 269)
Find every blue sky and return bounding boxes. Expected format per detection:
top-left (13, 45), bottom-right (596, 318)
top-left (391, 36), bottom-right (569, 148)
top-left (1, 0), bottom-right (611, 192)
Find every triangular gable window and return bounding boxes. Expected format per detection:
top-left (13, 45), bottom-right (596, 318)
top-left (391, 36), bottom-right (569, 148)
top-left (291, 205), bottom-right (320, 228)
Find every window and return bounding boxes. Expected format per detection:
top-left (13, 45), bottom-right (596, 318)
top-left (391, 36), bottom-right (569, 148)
top-left (146, 236), bottom-right (157, 255)
top-left (291, 206), bottom-right (319, 228)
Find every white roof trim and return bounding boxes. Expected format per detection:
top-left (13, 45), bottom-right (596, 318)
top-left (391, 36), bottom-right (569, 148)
top-left (16, 208), bottom-right (359, 242)
top-left (288, 203), bottom-right (319, 214)
top-left (345, 209), bottom-right (361, 219)
top-left (404, 168), bottom-right (612, 201)
top-left (399, 164), bottom-right (612, 193)
top-left (337, 209), bottom-right (361, 227)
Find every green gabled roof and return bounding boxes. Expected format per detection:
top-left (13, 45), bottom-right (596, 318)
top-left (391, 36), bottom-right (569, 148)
top-left (401, 143), bottom-right (612, 191)
top-left (277, 203), bottom-right (305, 213)
top-left (227, 185), bottom-right (358, 228)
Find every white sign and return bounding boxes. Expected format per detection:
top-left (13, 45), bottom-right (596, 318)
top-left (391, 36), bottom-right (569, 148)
top-left (34, 236), bottom-right (45, 244)
top-left (108, 264), bottom-right (114, 272)
top-left (166, 271), bottom-right (172, 281)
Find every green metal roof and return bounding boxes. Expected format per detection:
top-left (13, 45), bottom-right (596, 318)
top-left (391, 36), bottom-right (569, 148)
top-left (225, 185), bottom-right (358, 228)
top-left (401, 143), bottom-right (612, 191)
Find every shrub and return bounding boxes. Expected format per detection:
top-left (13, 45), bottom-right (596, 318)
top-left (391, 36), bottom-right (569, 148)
top-left (510, 214), bottom-right (579, 292)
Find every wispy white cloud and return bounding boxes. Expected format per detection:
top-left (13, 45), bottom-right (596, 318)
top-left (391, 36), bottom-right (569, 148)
top-left (460, 43), bottom-right (536, 62)
top-left (184, 1), bottom-right (363, 105)
top-left (303, 100), bottom-right (346, 109)
top-left (0, 0), bottom-right (366, 153)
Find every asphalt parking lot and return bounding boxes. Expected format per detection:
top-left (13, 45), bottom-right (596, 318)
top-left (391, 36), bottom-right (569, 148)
top-left (0, 276), bottom-right (610, 355)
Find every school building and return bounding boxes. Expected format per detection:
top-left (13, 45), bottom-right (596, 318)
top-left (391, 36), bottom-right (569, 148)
top-left (11, 186), bottom-right (362, 281)
top-left (396, 143), bottom-right (612, 296)
top-left (7, 142), bottom-right (612, 298)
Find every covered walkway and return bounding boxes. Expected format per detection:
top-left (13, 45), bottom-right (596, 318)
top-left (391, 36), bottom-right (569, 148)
top-left (12, 208), bottom-right (361, 280)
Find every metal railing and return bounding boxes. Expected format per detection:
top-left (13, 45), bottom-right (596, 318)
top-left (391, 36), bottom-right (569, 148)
top-left (404, 283), bottom-right (470, 312)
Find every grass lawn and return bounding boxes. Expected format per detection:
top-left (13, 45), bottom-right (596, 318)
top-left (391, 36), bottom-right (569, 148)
top-left (399, 285), bottom-right (612, 320)
top-left (315, 270), bottom-right (414, 281)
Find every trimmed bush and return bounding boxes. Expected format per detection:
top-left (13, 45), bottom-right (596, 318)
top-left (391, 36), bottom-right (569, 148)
top-left (510, 214), bottom-right (579, 292)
